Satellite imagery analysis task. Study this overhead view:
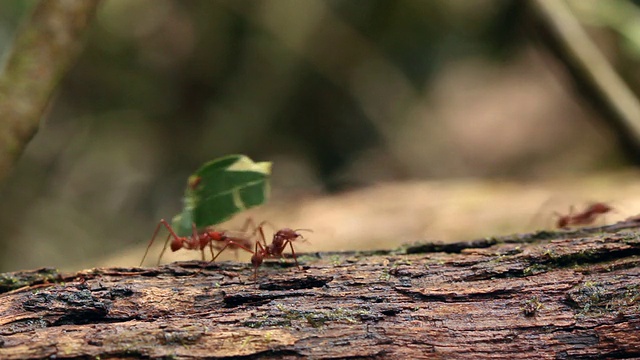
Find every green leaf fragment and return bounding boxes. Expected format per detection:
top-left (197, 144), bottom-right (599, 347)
top-left (172, 154), bottom-right (271, 236)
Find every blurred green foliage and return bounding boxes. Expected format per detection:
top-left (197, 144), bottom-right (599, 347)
top-left (60, 0), bottom-right (518, 188)
top-left (0, 0), bottom-right (637, 271)
top-left (0, 1), bottom-right (35, 45)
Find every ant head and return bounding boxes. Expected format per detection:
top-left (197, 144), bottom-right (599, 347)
top-left (275, 228), bottom-right (308, 241)
top-left (275, 228), bottom-right (295, 238)
top-left (170, 237), bottom-right (184, 252)
top-left (556, 217), bottom-right (569, 229)
top-left (552, 211), bottom-right (569, 229)
top-left (589, 202), bottom-right (613, 214)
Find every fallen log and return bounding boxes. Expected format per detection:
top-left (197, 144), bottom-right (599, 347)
top-left (0, 220), bottom-right (639, 359)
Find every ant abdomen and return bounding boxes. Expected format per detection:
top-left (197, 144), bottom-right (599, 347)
top-left (170, 238), bottom-right (183, 252)
top-left (251, 253), bottom-right (263, 268)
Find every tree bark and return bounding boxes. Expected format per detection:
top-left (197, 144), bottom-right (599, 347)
top-left (0, 220), bottom-right (639, 359)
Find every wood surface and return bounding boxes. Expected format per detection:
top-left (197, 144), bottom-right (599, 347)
top-left (0, 220), bottom-right (639, 359)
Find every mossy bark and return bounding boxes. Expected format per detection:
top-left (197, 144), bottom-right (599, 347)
top-left (0, 220), bottom-right (639, 359)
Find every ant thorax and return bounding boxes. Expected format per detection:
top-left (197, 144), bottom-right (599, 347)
top-left (265, 242), bottom-right (279, 255)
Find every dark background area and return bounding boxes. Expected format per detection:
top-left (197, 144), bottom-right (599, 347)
top-left (0, 0), bottom-right (638, 272)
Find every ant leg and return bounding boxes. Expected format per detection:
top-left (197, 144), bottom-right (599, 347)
top-left (210, 238), bottom-right (254, 263)
top-left (208, 241), bottom-right (216, 261)
top-left (224, 237), bottom-right (254, 254)
top-left (233, 217), bottom-right (262, 240)
top-left (191, 222), bottom-right (206, 262)
top-left (253, 242), bottom-right (259, 280)
top-left (253, 241), bottom-right (267, 280)
top-left (239, 218), bottom-right (274, 247)
top-left (140, 219), bottom-right (182, 266)
top-left (161, 219), bottom-right (183, 240)
top-left (238, 221), bottom-right (269, 248)
top-left (286, 241), bottom-right (301, 270)
top-left (237, 217), bottom-right (259, 234)
top-left (257, 224), bottom-right (269, 247)
top-left (157, 233), bottom-right (172, 265)
top-left (191, 222), bottom-right (204, 261)
top-left (210, 243), bottom-right (231, 263)
top-left (233, 218), bottom-right (260, 255)
top-left (140, 221), bottom-right (163, 266)
top-left (209, 239), bottom-right (257, 278)
top-left (240, 217), bottom-right (276, 236)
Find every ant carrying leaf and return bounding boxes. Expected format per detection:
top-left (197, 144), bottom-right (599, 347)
top-left (141, 154), bottom-right (271, 265)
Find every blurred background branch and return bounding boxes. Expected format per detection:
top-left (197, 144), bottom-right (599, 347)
top-left (0, 0), bottom-right (101, 181)
top-left (531, 0), bottom-right (640, 161)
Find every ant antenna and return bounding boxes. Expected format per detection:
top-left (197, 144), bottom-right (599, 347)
top-left (293, 228), bottom-right (313, 243)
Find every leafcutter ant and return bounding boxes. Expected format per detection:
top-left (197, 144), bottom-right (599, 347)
top-left (139, 219), bottom-right (253, 266)
top-left (554, 202), bottom-right (613, 229)
top-left (249, 223), bottom-right (312, 279)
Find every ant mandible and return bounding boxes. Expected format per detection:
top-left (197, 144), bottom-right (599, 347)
top-left (139, 219), bottom-right (253, 266)
top-left (249, 223), bottom-right (311, 280)
top-left (555, 202), bottom-right (613, 229)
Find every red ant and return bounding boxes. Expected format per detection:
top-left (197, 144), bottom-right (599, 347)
top-left (139, 219), bottom-right (254, 266)
top-left (249, 223), bottom-right (311, 280)
top-left (554, 202), bottom-right (613, 229)
top-left (188, 176), bottom-right (202, 190)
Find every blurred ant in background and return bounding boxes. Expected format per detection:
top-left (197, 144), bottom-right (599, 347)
top-left (554, 202), bottom-right (614, 229)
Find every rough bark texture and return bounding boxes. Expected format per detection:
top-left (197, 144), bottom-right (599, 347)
top-left (0, 0), bottom-right (101, 181)
top-left (1, 221), bottom-right (640, 359)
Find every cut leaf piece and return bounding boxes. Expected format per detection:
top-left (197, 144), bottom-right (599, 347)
top-left (172, 154), bottom-right (271, 236)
